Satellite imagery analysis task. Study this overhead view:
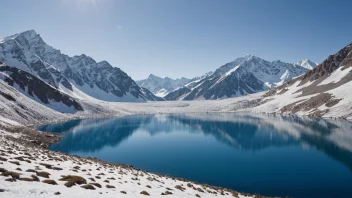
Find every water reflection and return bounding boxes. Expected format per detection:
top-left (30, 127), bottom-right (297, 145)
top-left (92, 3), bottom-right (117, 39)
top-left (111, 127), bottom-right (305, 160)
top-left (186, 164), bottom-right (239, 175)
top-left (39, 113), bottom-right (352, 171)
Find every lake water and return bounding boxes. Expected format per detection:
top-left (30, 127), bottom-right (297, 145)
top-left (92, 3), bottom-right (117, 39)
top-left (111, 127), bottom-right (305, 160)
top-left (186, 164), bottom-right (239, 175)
top-left (38, 113), bottom-right (352, 198)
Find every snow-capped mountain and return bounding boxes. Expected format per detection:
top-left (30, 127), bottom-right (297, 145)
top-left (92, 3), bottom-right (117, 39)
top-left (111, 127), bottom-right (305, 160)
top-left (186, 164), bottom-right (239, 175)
top-left (165, 55), bottom-right (310, 100)
top-left (0, 30), bottom-right (162, 102)
top-left (294, 59), bottom-right (318, 70)
top-left (136, 74), bottom-right (192, 97)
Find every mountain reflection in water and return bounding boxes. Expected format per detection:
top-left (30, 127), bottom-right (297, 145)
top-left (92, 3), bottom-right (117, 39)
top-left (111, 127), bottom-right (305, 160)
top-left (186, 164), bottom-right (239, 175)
top-left (38, 113), bottom-right (352, 198)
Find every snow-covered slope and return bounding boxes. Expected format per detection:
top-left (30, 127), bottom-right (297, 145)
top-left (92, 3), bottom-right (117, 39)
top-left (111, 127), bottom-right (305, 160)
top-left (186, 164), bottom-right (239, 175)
top-left (136, 74), bottom-right (192, 97)
top-left (0, 30), bottom-right (160, 102)
top-left (165, 55), bottom-right (310, 100)
top-left (261, 43), bottom-right (352, 118)
top-left (294, 59), bottom-right (318, 70)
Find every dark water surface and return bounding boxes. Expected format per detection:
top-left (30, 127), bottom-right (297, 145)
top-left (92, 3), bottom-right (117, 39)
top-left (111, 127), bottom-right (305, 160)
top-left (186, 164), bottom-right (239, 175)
top-left (38, 113), bottom-right (352, 198)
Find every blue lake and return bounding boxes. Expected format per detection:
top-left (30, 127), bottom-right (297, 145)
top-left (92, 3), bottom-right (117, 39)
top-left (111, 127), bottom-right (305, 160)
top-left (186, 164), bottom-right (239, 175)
top-left (38, 113), bottom-right (352, 198)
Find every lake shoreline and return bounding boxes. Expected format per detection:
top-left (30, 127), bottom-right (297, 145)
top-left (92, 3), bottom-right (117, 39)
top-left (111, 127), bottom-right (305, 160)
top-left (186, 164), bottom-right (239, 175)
top-left (1, 114), bottom-right (271, 198)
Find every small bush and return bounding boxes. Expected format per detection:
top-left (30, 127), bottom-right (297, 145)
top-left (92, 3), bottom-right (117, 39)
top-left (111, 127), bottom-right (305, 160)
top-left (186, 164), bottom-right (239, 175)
top-left (52, 167), bottom-right (63, 171)
top-left (0, 168), bottom-right (8, 173)
top-left (106, 184), bottom-right (115, 188)
top-left (120, 191), bottom-right (127, 194)
top-left (36, 171), bottom-right (50, 178)
top-left (81, 184), bottom-right (95, 190)
top-left (161, 191), bottom-right (173, 195)
top-left (140, 190), bottom-right (150, 196)
top-left (0, 156), bottom-right (7, 161)
top-left (18, 177), bottom-right (34, 182)
top-left (9, 161), bottom-right (20, 165)
top-left (175, 185), bottom-right (186, 191)
top-left (5, 178), bottom-right (16, 182)
top-left (42, 179), bottom-right (58, 185)
top-left (26, 169), bottom-right (37, 173)
top-left (165, 191), bottom-right (173, 195)
top-left (2, 171), bottom-right (20, 179)
top-left (31, 175), bottom-right (40, 182)
top-left (59, 175), bottom-right (87, 187)
top-left (196, 188), bottom-right (204, 193)
top-left (90, 183), bottom-right (102, 188)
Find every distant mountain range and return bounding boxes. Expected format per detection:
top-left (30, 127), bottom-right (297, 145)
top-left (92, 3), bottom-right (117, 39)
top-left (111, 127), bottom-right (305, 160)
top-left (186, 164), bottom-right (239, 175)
top-left (0, 30), bottom-right (163, 103)
top-left (142, 55), bottom-right (317, 100)
top-left (136, 72), bottom-right (213, 97)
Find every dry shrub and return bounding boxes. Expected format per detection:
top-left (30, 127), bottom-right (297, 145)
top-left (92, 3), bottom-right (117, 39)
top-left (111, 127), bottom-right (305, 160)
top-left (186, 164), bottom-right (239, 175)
top-left (42, 179), bottom-right (58, 185)
top-left (36, 171), bottom-right (50, 178)
top-left (140, 190), bottom-right (150, 196)
top-left (81, 184), bottom-right (95, 190)
top-left (59, 175), bottom-right (87, 187)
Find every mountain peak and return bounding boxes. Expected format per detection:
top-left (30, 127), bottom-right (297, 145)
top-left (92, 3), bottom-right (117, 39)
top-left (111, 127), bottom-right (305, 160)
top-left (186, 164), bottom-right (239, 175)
top-left (20, 29), bottom-right (38, 36)
top-left (148, 74), bottom-right (161, 79)
top-left (16, 29), bottom-right (40, 41)
top-left (0, 30), bottom-right (35, 43)
top-left (294, 59), bottom-right (318, 70)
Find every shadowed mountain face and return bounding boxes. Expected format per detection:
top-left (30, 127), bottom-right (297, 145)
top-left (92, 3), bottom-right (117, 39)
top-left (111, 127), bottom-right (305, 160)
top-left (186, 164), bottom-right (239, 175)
top-left (0, 63), bottom-right (83, 112)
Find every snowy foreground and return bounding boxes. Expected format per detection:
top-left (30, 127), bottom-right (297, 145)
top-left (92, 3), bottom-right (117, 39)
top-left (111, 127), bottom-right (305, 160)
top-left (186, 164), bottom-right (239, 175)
top-left (0, 134), bottom-right (257, 198)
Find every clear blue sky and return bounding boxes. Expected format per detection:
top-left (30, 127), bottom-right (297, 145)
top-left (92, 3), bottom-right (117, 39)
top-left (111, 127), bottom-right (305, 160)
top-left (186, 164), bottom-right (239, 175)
top-left (0, 0), bottom-right (351, 80)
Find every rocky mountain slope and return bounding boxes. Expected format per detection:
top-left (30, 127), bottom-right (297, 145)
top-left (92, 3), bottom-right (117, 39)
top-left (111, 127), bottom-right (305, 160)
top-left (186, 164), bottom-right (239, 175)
top-left (0, 30), bottom-right (161, 102)
top-left (261, 43), bottom-right (352, 117)
top-left (165, 55), bottom-right (311, 100)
